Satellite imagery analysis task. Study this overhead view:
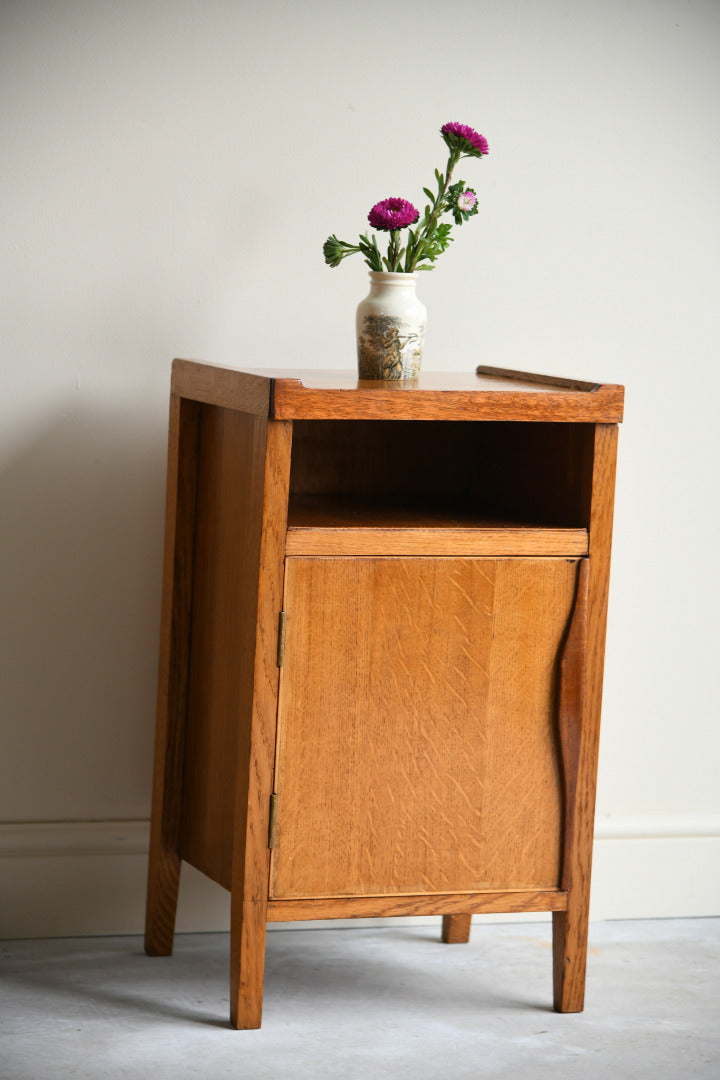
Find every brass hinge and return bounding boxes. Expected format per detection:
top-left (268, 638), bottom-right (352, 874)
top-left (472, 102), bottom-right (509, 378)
top-left (268, 793), bottom-right (279, 850)
top-left (277, 610), bottom-right (286, 667)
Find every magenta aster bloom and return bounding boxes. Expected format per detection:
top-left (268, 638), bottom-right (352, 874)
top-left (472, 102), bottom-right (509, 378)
top-left (368, 197), bottom-right (420, 232)
top-left (441, 122), bottom-right (489, 158)
top-left (457, 190), bottom-right (477, 212)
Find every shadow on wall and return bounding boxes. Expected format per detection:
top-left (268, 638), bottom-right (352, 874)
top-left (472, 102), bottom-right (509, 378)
top-left (0, 399), bottom-right (167, 823)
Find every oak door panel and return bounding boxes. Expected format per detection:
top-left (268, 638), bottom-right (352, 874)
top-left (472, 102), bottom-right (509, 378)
top-left (270, 557), bottom-right (579, 900)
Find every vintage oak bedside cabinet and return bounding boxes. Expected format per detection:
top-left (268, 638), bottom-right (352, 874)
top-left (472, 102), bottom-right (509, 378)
top-left (145, 361), bottom-right (624, 1028)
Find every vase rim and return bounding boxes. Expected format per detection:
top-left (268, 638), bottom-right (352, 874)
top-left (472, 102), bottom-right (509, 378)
top-left (368, 270), bottom-right (418, 283)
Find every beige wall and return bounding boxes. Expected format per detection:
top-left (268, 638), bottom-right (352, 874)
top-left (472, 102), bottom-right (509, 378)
top-left (2, 0), bottom-right (719, 936)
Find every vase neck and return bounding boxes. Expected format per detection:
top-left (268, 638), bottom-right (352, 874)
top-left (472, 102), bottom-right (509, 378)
top-left (368, 271), bottom-right (417, 290)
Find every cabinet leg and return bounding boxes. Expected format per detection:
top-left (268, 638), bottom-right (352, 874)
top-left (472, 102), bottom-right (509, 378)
top-left (145, 394), bottom-right (199, 959)
top-left (230, 896), bottom-right (268, 1029)
top-left (144, 850), bottom-right (180, 956)
top-left (552, 904), bottom-right (589, 1012)
top-left (442, 914), bottom-right (472, 944)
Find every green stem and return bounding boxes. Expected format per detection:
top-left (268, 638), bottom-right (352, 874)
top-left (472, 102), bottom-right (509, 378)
top-left (407, 149), bottom-right (461, 271)
top-left (388, 230), bottom-right (401, 272)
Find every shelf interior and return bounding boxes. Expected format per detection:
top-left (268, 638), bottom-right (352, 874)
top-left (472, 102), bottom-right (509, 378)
top-left (287, 418), bottom-right (592, 550)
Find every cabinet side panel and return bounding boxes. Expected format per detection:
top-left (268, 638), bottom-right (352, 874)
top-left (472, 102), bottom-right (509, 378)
top-left (271, 556), bottom-right (578, 900)
top-left (178, 405), bottom-right (269, 888)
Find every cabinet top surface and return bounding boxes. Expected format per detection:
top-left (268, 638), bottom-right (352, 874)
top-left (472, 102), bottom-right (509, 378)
top-left (171, 360), bottom-right (624, 423)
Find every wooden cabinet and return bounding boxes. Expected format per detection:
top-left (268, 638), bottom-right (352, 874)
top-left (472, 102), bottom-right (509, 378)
top-left (145, 362), bottom-right (624, 1028)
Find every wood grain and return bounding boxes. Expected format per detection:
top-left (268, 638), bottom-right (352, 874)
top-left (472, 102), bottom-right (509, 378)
top-left (178, 405), bottom-right (270, 887)
top-left (170, 361), bottom-right (624, 423)
top-left (289, 420), bottom-right (593, 531)
top-left (266, 890), bottom-right (567, 921)
top-left (270, 557), bottom-right (578, 901)
top-left (146, 362), bottom-right (622, 1026)
top-left (166, 403), bottom-right (291, 1028)
top-left (285, 525), bottom-right (588, 558)
top-left (171, 359), bottom-right (271, 415)
top-left (475, 365), bottom-right (601, 392)
top-left (442, 914), bottom-right (473, 943)
top-left (437, 561), bottom-right (589, 954)
top-left (286, 496), bottom-right (588, 557)
top-left (271, 375), bottom-right (624, 422)
top-left (145, 394), bottom-right (200, 957)
top-left (557, 559), bottom-right (589, 892)
top-left (229, 418), bottom-right (292, 1030)
top-left (553, 424), bottom-right (619, 1013)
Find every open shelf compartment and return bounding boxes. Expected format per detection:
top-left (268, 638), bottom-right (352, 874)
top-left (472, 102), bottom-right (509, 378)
top-left (287, 419), bottom-right (592, 557)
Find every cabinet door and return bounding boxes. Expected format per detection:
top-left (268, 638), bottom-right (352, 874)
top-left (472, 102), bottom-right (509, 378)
top-left (270, 556), bottom-right (580, 900)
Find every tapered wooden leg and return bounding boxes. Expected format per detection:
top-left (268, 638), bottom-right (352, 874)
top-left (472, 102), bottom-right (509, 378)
top-left (552, 426), bottom-right (618, 1014)
top-left (229, 418), bottom-right (293, 1028)
top-left (552, 903), bottom-right (590, 1012)
top-left (145, 851), bottom-right (181, 956)
top-left (230, 894), bottom-right (268, 1029)
top-left (144, 395), bottom-right (200, 958)
top-left (442, 914), bottom-right (472, 943)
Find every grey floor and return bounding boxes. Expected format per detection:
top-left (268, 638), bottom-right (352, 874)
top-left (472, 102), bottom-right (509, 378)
top-left (1, 918), bottom-right (718, 1080)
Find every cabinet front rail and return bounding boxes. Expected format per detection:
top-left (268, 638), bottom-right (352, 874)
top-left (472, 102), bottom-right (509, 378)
top-left (266, 890), bottom-right (567, 922)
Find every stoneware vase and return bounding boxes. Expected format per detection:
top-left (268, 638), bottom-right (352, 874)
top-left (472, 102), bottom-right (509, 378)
top-left (356, 271), bottom-right (426, 380)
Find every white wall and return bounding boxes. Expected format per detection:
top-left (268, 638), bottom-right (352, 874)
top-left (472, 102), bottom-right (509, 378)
top-left (1, 0), bottom-right (719, 937)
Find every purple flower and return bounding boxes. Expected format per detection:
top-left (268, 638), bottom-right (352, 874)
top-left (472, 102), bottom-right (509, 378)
top-left (457, 189), bottom-right (477, 212)
top-left (368, 197), bottom-right (420, 232)
top-left (441, 122), bottom-right (489, 158)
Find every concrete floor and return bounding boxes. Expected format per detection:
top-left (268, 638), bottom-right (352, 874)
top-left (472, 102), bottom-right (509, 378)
top-left (1, 918), bottom-right (718, 1079)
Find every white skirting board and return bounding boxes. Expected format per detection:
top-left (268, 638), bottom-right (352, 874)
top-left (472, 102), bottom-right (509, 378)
top-left (0, 815), bottom-right (718, 939)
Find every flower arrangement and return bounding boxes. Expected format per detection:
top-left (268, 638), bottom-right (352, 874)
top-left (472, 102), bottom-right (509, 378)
top-left (323, 122), bottom-right (489, 274)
